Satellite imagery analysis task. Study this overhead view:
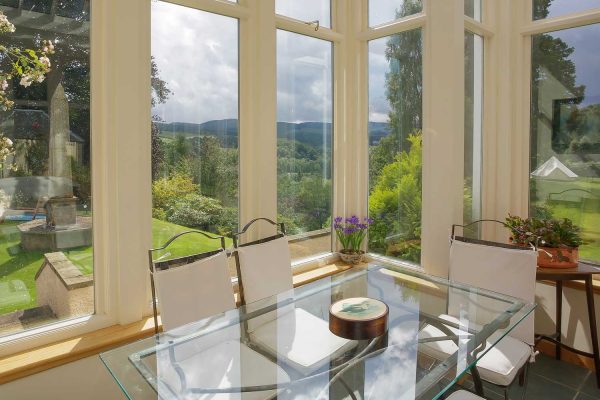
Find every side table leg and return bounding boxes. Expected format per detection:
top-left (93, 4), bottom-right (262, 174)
top-left (585, 277), bottom-right (600, 388)
top-left (556, 281), bottom-right (563, 360)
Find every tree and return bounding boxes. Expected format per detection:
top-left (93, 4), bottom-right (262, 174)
top-left (369, 132), bottom-right (422, 262)
top-left (369, 0), bottom-right (423, 188)
top-left (151, 57), bottom-right (172, 179)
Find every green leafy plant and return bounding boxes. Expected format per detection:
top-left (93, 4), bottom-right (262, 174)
top-left (334, 216), bottom-right (373, 253)
top-left (505, 214), bottom-right (583, 248)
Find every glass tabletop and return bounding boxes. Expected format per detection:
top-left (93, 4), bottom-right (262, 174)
top-left (100, 263), bottom-right (535, 400)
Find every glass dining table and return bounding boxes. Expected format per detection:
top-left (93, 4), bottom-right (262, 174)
top-left (100, 263), bottom-right (535, 400)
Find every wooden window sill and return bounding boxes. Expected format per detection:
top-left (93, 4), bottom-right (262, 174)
top-left (0, 261), bottom-right (353, 384)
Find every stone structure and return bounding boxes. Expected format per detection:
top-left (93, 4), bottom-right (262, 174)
top-left (45, 196), bottom-right (78, 228)
top-left (18, 216), bottom-right (92, 251)
top-left (35, 252), bottom-right (93, 319)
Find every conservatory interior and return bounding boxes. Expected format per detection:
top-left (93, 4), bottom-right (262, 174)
top-left (0, 0), bottom-right (599, 399)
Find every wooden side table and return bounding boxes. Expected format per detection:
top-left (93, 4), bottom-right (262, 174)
top-left (536, 262), bottom-right (600, 387)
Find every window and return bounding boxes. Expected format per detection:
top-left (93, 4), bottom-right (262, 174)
top-left (464, 31), bottom-right (484, 233)
top-left (464, 0), bottom-right (482, 21)
top-left (369, 0), bottom-right (422, 27)
top-left (0, 1), bottom-right (92, 335)
top-left (530, 24), bottom-right (600, 263)
top-left (151, 2), bottom-right (239, 273)
top-left (276, 30), bottom-right (333, 261)
top-left (533, 0), bottom-right (600, 21)
top-left (276, 0), bottom-right (330, 28)
top-left (368, 29), bottom-right (423, 264)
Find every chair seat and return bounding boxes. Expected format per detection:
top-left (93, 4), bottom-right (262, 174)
top-left (158, 339), bottom-right (290, 400)
top-left (420, 314), bottom-right (531, 386)
top-left (249, 307), bottom-right (356, 375)
top-left (446, 390), bottom-right (484, 400)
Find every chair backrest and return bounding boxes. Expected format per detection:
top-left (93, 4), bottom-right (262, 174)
top-left (149, 231), bottom-right (234, 333)
top-left (449, 238), bottom-right (537, 345)
top-left (233, 218), bottom-right (292, 305)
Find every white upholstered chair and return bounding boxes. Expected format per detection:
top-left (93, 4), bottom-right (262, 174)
top-left (149, 231), bottom-right (289, 399)
top-left (420, 222), bottom-right (537, 400)
top-left (446, 390), bottom-right (485, 400)
top-left (233, 218), bottom-right (356, 374)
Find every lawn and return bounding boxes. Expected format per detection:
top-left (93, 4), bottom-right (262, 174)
top-left (533, 177), bottom-right (600, 262)
top-left (0, 218), bottom-right (230, 315)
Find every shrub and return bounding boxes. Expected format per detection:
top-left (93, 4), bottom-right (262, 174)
top-left (216, 207), bottom-right (238, 237)
top-left (166, 193), bottom-right (223, 229)
top-left (152, 173), bottom-right (198, 210)
top-left (152, 207), bottom-right (166, 220)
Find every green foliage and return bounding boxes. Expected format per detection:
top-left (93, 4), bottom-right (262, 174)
top-left (505, 214), bottom-right (584, 248)
top-left (152, 173), bottom-right (198, 210)
top-left (166, 193), bottom-right (223, 230)
top-left (368, 132), bottom-right (422, 262)
top-left (216, 207), bottom-right (238, 237)
top-left (152, 207), bottom-right (166, 220)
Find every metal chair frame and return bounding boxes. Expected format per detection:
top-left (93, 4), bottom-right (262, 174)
top-left (148, 230), bottom-right (227, 334)
top-left (449, 219), bottom-right (536, 400)
top-left (232, 218), bottom-right (286, 306)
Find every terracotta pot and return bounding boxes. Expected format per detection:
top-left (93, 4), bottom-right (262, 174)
top-left (537, 246), bottom-right (579, 269)
top-left (339, 250), bottom-right (365, 265)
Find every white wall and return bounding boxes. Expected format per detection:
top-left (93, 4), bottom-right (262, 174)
top-left (0, 356), bottom-right (126, 400)
top-left (536, 282), bottom-right (600, 354)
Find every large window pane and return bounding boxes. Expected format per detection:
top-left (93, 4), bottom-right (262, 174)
top-left (276, 0), bottom-right (330, 28)
top-left (369, 0), bottom-right (422, 27)
top-left (277, 30), bottom-right (332, 261)
top-left (151, 2), bottom-right (239, 274)
top-left (533, 0), bottom-right (600, 21)
top-left (0, 1), bottom-right (92, 335)
top-left (368, 29), bottom-right (423, 264)
top-left (464, 31), bottom-right (484, 235)
top-left (530, 24), bottom-right (600, 263)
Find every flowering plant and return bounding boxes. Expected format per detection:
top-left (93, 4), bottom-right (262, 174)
top-left (334, 216), bottom-right (373, 253)
top-left (0, 10), bottom-right (55, 168)
top-left (505, 214), bottom-right (583, 248)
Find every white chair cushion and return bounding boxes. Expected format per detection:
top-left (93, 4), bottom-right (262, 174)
top-left (249, 308), bottom-right (355, 375)
top-left (157, 339), bottom-right (290, 400)
top-left (236, 237), bottom-right (293, 304)
top-left (446, 390), bottom-right (484, 400)
top-left (154, 251), bottom-right (235, 331)
top-left (420, 314), bottom-right (531, 386)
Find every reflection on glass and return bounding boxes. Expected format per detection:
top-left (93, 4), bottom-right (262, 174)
top-left (276, 30), bottom-right (332, 261)
top-left (151, 2), bottom-right (239, 272)
top-left (0, 0), bottom-right (92, 335)
top-left (276, 0), bottom-right (330, 28)
top-left (464, 0), bottom-right (482, 21)
top-left (369, 0), bottom-right (422, 27)
top-left (464, 32), bottom-right (483, 235)
top-left (530, 24), bottom-right (600, 262)
top-left (368, 29), bottom-right (423, 264)
top-left (533, 0), bottom-right (600, 20)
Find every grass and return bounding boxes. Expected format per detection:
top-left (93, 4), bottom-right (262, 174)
top-left (533, 177), bottom-right (600, 262)
top-left (0, 218), bottom-right (230, 315)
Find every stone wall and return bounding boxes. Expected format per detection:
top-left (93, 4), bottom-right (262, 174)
top-left (35, 252), bottom-right (93, 319)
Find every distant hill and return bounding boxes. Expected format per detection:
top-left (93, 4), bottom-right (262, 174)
top-left (156, 119), bottom-right (390, 148)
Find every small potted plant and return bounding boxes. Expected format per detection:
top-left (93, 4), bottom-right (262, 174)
top-left (334, 216), bottom-right (373, 264)
top-left (505, 214), bottom-right (583, 268)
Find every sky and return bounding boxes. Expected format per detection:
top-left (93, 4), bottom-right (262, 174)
top-left (151, 0), bottom-right (407, 125)
top-left (151, 0), bottom-right (600, 124)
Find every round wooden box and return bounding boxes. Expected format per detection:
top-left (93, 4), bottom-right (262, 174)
top-left (329, 297), bottom-right (389, 340)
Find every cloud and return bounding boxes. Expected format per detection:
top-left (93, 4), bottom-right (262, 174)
top-left (151, 1), bottom-right (402, 124)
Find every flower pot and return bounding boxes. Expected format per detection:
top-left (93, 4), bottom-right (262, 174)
top-left (339, 250), bottom-right (365, 265)
top-left (537, 246), bottom-right (579, 269)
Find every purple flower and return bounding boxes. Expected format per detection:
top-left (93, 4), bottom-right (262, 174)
top-left (346, 215), bottom-right (360, 225)
top-left (343, 227), bottom-right (356, 235)
top-left (364, 217), bottom-right (374, 225)
top-left (334, 223), bottom-right (342, 230)
top-left (357, 223), bottom-right (368, 230)
top-left (334, 216), bottom-right (343, 224)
